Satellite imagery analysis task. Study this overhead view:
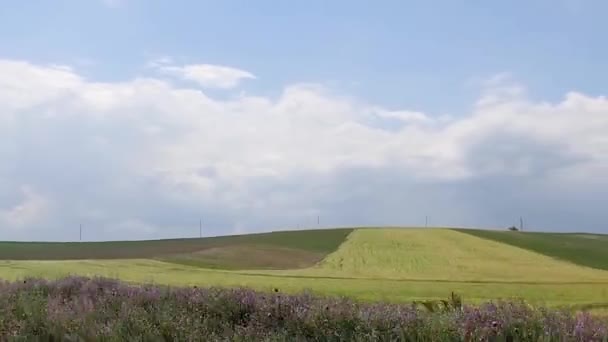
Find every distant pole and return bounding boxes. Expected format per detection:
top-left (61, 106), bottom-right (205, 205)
top-left (520, 217), bottom-right (524, 231)
top-left (199, 219), bottom-right (202, 238)
top-left (79, 224), bottom-right (82, 242)
top-left (425, 216), bottom-right (428, 228)
top-left (317, 216), bottom-right (320, 226)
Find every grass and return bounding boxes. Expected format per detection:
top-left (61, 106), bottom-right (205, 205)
top-left (455, 228), bottom-right (608, 271)
top-left (275, 228), bottom-right (608, 282)
top-left (2, 259), bottom-right (608, 308)
top-left (161, 244), bottom-right (325, 269)
top-left (4, 277), bottom-right (607, 341)
top-left (2, 227), bottom-right (608, 309)
top-left (0, 228), bottom-right (352, 270)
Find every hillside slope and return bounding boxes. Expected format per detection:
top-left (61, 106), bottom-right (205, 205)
top-left (280, 228), bottom-right (608, 282)
top-left (3, 228), bottom-right (608, 305)
top-left (0, 228), bottom-right (353, 270)
top-left (454, 229), bottom-right (608, 271)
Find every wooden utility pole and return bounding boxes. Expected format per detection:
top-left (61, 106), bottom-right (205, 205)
top-left (520, 217), bottom-right (524, 231)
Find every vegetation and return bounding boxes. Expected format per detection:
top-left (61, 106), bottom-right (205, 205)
top-left (283, 229), bottom-right (608, 282)
top-left (0, 228), bottom-right (352, 270)
top-left (455, 228), bottom-right (608, 271)
top-left (2, 227), bottom-right (608, 310)
top-left (2, 260), bottom-right (608, 307)
top-left (413, 292), bottom-right (463, 314)
top-left (1, 276), bottom-right (606, 341)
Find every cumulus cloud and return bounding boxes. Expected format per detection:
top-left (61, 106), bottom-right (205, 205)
top-left (0, 58), bottom-right (607, 240)
top-left (149, 58), bottom-right (255, 89)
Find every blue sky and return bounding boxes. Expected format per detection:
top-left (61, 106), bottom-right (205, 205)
top-left (3, 0), bottom-right (607, 111)
top-left (0, 1), bottom-right (607, 240)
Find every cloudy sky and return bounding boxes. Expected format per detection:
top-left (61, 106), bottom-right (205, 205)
top-left (1, 0), bottom-right (607, 241)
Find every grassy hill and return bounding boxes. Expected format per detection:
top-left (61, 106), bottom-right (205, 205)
top-left (278, 228), bottom-right (608, 282)
top-left (0, 228), bottom-right (353, 270)
top-left (2, 227), bottom-right (608, 307)
top-left (454, 229), bottom-right (608, 271)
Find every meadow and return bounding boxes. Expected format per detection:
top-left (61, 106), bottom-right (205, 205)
top-left (456, 229), bottom-right (608, 271)
top-left (1, 227), bottom-right (608, 311)
top-left (0, 228), bottom-right (352, 269)
top-left (1, 276), bottom-right (607, 341)
top-left (2, 227), bottom-right (608, 340)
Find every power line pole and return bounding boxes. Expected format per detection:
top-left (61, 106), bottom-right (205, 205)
top-left (199, 219), bottom-right (202, 238)
top-left (520, 217), bottom-right (524, 232)
top-left (425, 216), bottom-right (428, 228)
top-left (79, 224), bottom-right (82, 242)
top-left (317, 216), bottom-right (320, 226)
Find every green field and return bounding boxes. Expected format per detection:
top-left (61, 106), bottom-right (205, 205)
top-left (277, 229), bottom-right (608, 282)
top-left (456, 228), bottom-right (608, 271)
top-left (1, 227), bottom-right (608, 309)
top-left (0, 228), bottom-right (352, 269)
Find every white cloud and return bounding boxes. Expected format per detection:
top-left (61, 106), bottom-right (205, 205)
top-left (145, 56), bottom-right (174, 69)
top-left (0, 186), bottom-right (50, 229)
top-left (1, 58), bottom-right (607, 240)
top-left (373, 109), bottom-right (434, 124)
top-left (150, 59), bottom-right (256, 89)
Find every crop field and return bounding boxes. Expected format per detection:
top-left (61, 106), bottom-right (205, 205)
top-left (279, 229), bottom-right (608, 282)
top-left (0, 228), bottom-right (352, 270)
top-left (455, 228), bottom-right (608, 271)
top-left (1, 227), bottom-right (608, 310)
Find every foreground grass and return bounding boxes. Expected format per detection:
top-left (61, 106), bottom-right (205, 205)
top-left (2, 259), bottom-right (608, 308)
top-left (279, 229), bottom-right (608, 282)
top-left (455, 228), bottom-right (608, 271)
top-left (1, 276), bottom-right (606, 341)
top-left (0, 228), bottom-right (352, 270)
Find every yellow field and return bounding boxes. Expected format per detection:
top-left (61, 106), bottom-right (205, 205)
top-left (2, 259), bottom-right (608, 306)
top-left (280, 229), bottom-right (608, 282)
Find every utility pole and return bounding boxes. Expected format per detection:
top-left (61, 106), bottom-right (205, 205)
top-left (199, 219), bottom-right (202, 238)
top-left (317, 216), bottom-right (320, 226)
top-left (79, 224), bottom-right (82, 242)
top-left (425, 216), bottom-right (428, 228)
top-left (520, 217), bottom-right (524, 231)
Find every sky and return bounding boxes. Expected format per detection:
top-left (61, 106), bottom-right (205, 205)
top-left (0, 0), bottom-right (607, 241)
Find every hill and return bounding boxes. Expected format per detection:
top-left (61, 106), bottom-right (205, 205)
top-left (278, 228), bottom-right (608, 282)
top-left (2, 227), bottom-right (608, 306)
top-left (0, 228), bottom-right (353, 270)
top-left (454, 229), bottom-right (608, 271)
